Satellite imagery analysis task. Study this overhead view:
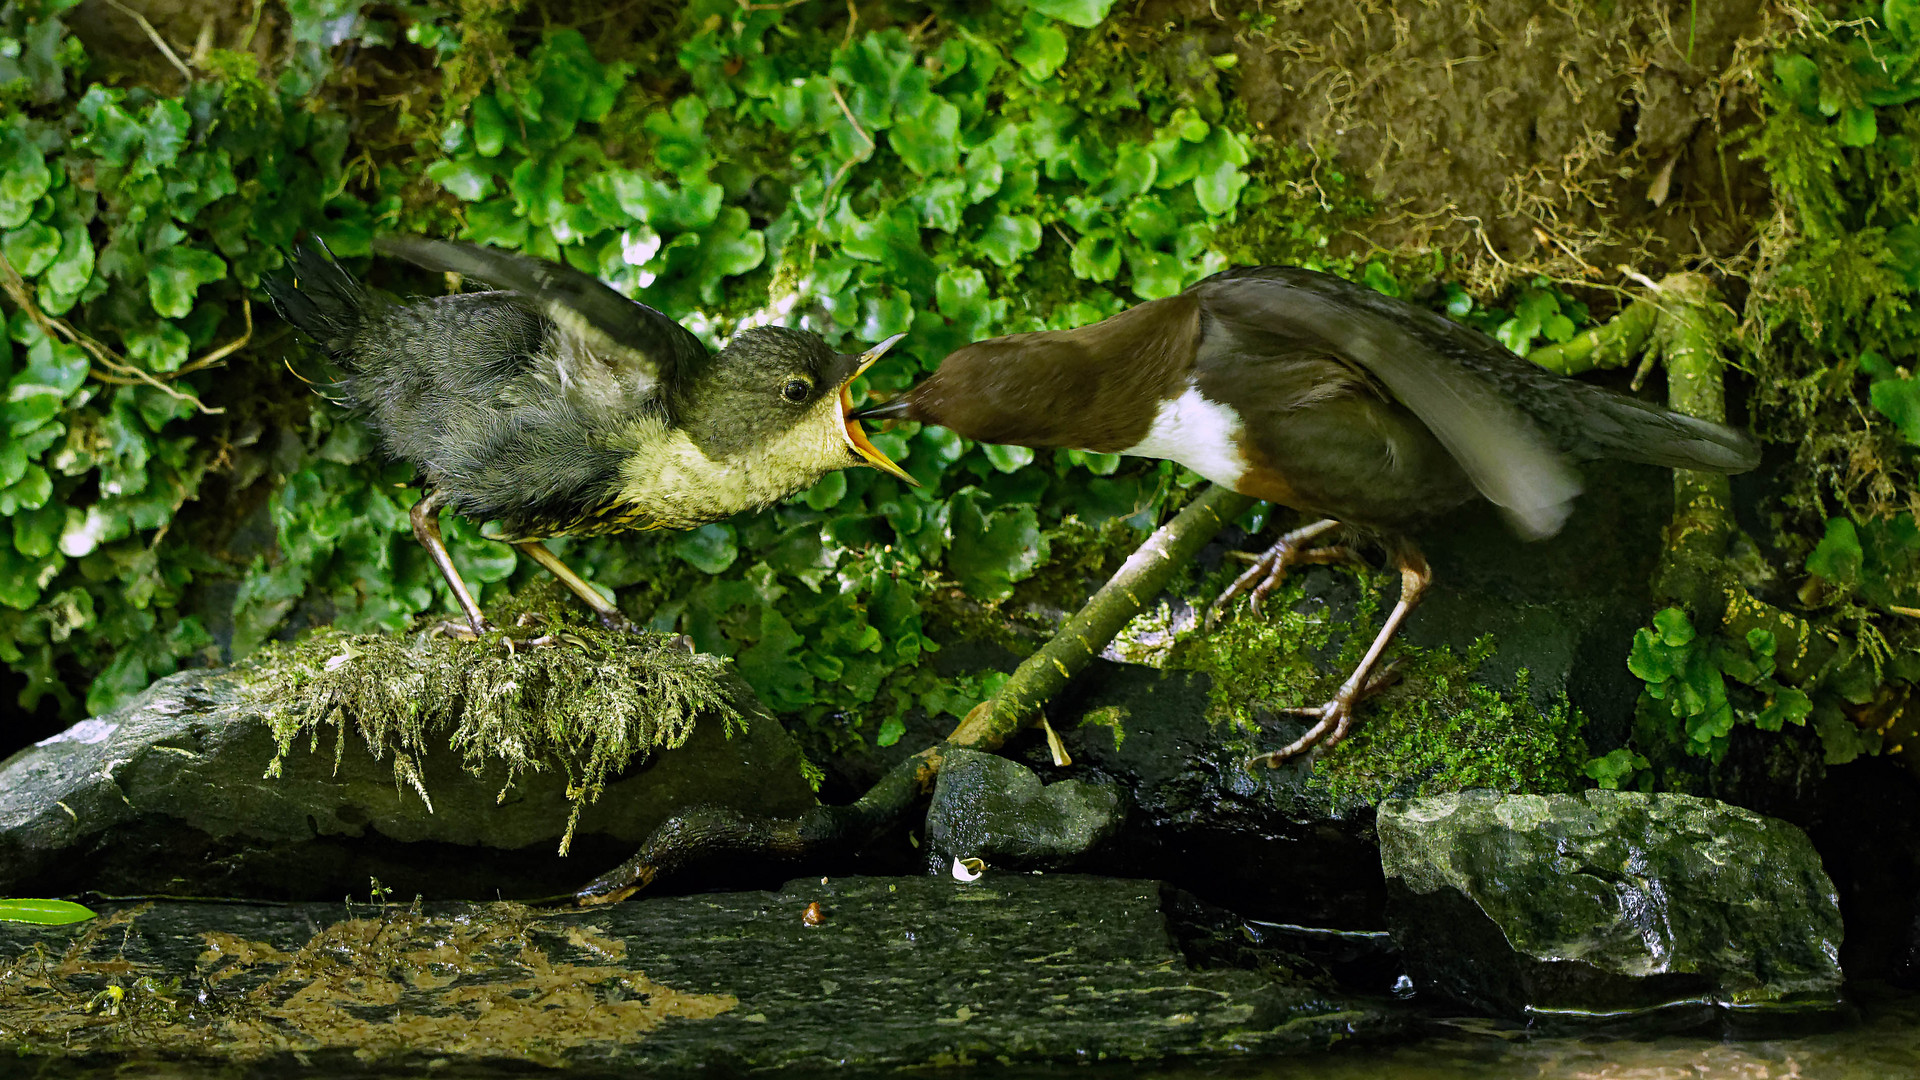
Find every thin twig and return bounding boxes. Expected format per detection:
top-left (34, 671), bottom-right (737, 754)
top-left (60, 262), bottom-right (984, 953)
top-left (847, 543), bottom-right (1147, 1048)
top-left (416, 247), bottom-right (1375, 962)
top-left (175, 297), bottom-right (252, 376)
top-left (103, 0), bottom-right (195, 83)
top-left (827, 80), bottom-right (873, 152)
top-left (843, 0), bottom-right (858, 49)
top-left (0, 251), bottom-right (224, 415)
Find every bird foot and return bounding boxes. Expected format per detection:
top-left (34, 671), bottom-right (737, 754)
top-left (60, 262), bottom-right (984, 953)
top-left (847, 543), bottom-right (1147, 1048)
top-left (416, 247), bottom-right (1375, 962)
top-left (1247, 661), bottom-right (1402, 768)
top-left (1207, 521), bottom-right (1355, 629)
top-left (430, 615), bottom-right (566, 652)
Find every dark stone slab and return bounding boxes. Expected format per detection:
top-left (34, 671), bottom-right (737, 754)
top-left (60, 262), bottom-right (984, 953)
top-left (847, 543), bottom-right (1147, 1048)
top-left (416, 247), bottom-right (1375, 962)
top-left (0, 664), bottom-right (817, 901)
top-left (0, 875), bottom-right (1403, 1074)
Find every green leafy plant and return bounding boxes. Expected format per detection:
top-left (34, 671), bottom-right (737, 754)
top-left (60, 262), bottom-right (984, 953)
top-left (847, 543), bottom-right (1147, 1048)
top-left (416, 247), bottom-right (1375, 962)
top-left (1627, 607), bottom-right (1814, 763)
top-left (0, 0), bottom-right (1277, 755)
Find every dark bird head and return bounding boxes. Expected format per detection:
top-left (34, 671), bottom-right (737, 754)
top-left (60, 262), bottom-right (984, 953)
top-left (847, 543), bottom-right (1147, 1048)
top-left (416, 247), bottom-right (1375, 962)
top-left (679, 326), bottom-right (916, 487)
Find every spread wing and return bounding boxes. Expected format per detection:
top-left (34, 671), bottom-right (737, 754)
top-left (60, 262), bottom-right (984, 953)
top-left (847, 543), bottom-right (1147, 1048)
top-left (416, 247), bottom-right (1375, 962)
top-left (374, 237), bottom-right (710, 402)
top-left (1192, 268), bottom-right (1584, 540)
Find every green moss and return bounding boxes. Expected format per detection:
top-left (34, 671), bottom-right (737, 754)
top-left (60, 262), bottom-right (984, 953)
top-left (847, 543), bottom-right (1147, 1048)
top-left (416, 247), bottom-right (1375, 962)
top-left (1168, 568), bottom-right (1587, 808)
top-left (242, 600), bottom-right (741, 854)
top-left (1078, 704), bottom-right (1127, 749)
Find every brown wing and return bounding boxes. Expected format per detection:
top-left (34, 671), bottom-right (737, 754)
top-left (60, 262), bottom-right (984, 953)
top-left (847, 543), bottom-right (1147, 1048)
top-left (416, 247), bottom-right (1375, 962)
top-left (1192, 269), bottom-right (1583, 540)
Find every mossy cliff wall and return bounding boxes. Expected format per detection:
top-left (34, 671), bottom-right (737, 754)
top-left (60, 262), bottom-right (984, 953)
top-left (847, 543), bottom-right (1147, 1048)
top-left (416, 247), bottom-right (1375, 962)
top-left (1, 0), bottom-right (1916, 787)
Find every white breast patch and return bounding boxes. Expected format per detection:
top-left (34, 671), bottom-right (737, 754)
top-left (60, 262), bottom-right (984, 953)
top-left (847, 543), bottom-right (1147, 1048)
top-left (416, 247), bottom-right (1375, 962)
top-left (1118, 384), bottom-right (1248, 488)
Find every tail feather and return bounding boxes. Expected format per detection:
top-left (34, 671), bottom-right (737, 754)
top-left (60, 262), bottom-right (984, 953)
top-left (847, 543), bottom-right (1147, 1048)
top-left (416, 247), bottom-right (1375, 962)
top-left (262, 241), bottom-right (374, 363)
top-left (1543, 381), bottom-right (1760, 474)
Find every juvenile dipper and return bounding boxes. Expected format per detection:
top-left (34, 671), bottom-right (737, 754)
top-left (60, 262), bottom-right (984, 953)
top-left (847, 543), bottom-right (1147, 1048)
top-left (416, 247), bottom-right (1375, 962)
top-left (856, 266), bottom-right (1759, 764)
top-left (266, 238), bottom-right (912, 638)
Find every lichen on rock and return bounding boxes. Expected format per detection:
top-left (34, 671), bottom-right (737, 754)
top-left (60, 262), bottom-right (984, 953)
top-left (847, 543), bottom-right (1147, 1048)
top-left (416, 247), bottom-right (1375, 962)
top-left (243, 615), bottom-right (743, 853)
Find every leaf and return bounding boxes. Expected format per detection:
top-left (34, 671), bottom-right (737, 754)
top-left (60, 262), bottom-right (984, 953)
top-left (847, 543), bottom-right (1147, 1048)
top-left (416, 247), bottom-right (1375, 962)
top-left (1651, 606), bottom-right (1695, 647)
top-left (1869, 371), bottom-right (1920, 445)
top-left (1012, 18), bottom-right (1069, 80)
top-left (1582, 748), bottom-right (1648, 790)
top-left (947, 489), bottom-right (1048, 601)
top-left (892, 99), bottom-right (961, 177)
top-left (138, 99), bottom-right (191, 172)
top-left (1772, 53), bottom-right (1820, 112)
top-left (1889, 0), bottom-right (1920, 44)
top-left (983, 443), bottom-right (1034, 473)
top-left (146, 246), bottom-right (227, 319)
top-left (607, 173), bottom-right (724, 232)
top-left (425, 158), bottom-right (495, 201)
top-left (87, 650), bottom-right (150, 715)
top-left (1125, 247), bottom-right (1187, 301)
top-left (1755, 686), bottom-right (1814, 731)
top-left (1069, 229), bottom-right (1121, 281)
top-left (802, 470), bottom-right (848, 511)
top-left (1030, 0), bottom-right (1118, 27)
top-left (0, 128), bottom-right (51, 228)
top-left (125, 321), bottom-right (190, 373)
top-left (675, 524), bottom-right (739, 574)
top-left (0, 542), bottom-right (47, 609)
top-left (1836, 107), bottom-right (1878, 147)
top-left (41, 216), bottom-right (96, 311)
top-left (0, 464), bottom-right (53, 514)
top-left (976, 213), bottom-right (1041, 267)
top-left (0, 899), bottom-right (96, 925)
top-left (912, 177), bottom-right (968, 233)
top-left (76, 87), bottom-right (142, 168)
top-left (509, 156), bottom-right (567, 224)
top-left (1104, 142), bottom-right (1158, 203)
top-left (1806, 517), bottom-right (1863, 584)
top-left (471, 94), bottom-right (511, 157)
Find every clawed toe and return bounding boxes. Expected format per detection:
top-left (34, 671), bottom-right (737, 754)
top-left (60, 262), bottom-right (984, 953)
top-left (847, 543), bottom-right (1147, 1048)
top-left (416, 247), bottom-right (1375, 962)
top-left (1250, 697), bottom-right (1357, 768)
top-left (1207, 519), bottom-right (1351, 628)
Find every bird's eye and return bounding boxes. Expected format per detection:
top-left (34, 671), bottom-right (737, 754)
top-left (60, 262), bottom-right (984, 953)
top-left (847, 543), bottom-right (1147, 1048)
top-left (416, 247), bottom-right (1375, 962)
top-left (782, 379), bottom-right (810, 403)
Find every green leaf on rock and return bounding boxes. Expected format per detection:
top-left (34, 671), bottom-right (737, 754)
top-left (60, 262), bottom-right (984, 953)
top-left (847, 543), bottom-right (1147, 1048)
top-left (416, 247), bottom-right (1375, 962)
top-left (0, 899), bottom-right (96, 925)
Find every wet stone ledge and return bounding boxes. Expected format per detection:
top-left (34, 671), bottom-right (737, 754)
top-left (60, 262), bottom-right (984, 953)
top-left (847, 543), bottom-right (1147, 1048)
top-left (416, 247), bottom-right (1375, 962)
top-left (0, 875), bottom-right (1404, 1075)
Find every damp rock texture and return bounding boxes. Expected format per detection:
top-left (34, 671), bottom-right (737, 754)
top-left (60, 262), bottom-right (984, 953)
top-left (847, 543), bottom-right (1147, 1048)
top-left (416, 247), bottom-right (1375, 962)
top-left (0, 658), bottom-right (816, 901)
top-left (0, 876), bottom-right (1402, 1073)
top-left (1379, 789), bottom-right (1844, 1019)
top-left (923, 748), bottom-right (1123, 873)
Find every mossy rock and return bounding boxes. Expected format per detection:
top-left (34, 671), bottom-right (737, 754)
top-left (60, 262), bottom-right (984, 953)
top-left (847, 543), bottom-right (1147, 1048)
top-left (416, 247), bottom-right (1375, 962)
top-left (924, 748), bottom-right (1123, 873)
top-left (1379, 789), bottom-right (1844, 1021)
top-left (0, 632), bottom-right (816, 901)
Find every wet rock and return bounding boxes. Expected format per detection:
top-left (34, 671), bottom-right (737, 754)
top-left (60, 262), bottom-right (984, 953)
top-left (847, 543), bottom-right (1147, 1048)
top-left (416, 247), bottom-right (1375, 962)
top-left (1009, 660), bottom-right (1393, 928)
top-left (0, 662), bottom-right (816, 901)
top-left (923, 748), bottom-right (1122, 873)
top-left (0, 875), bottom-right (1404, 1073)
top-left (1379, 789), bottom-right (1844, 1020)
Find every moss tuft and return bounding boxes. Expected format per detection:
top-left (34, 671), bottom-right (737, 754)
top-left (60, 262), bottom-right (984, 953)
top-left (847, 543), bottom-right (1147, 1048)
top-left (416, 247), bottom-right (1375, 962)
top-left (243, 604), bottom-right (741, 854)
top-left (1168, 568), bottom-right (1587, 808)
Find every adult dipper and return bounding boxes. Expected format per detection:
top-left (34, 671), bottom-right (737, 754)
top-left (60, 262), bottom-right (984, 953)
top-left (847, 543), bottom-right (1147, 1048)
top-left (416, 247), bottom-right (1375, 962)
top-left (855, 266), bottom-right (1759, 764)
top-left (265, 238), bottom-right (912, 638)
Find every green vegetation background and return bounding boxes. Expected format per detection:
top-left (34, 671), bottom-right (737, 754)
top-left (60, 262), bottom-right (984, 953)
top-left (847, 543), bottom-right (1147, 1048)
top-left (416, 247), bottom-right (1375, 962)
top-left (0, 0), bottom-right (1917, 786)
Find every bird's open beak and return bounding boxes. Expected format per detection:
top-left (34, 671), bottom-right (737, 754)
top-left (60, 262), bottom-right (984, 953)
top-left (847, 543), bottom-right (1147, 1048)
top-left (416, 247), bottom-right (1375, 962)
top-left (838, 333), bottom-right (918, 487)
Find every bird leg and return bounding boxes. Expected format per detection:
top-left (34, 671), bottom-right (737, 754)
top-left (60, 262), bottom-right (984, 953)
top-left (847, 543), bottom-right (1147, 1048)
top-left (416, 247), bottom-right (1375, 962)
top-left (513, 540), bottom-right (637, 633)
top-left (410, 491), bottom-right (490, 638)
top-left (1208, 517), bottom-right (1355, 626)
top-left (1250, 543), bottom-right (1432, 768)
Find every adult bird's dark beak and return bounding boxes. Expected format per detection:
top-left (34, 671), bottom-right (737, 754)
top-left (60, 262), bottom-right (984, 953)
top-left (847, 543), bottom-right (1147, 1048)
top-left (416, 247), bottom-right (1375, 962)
top-left (849, 397), bottom-right (913, 421)
top-left (837, 333), bottom-right (919, 486)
